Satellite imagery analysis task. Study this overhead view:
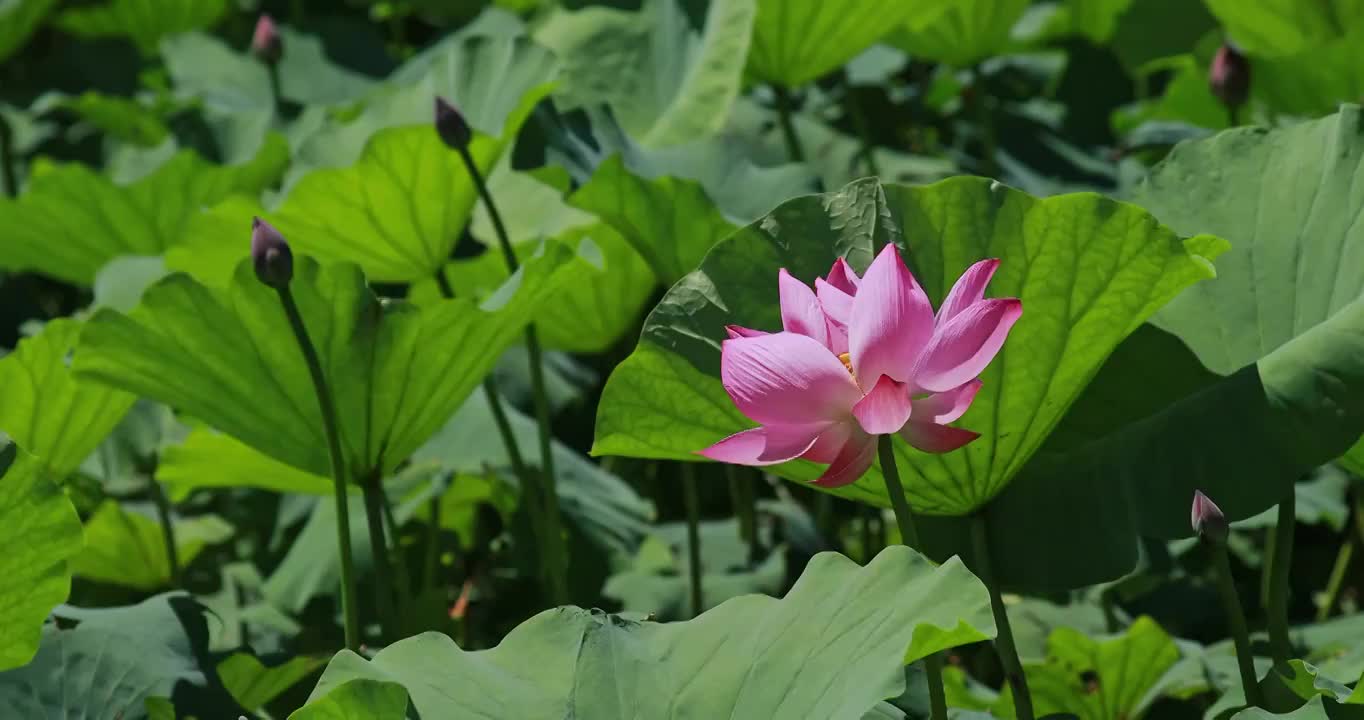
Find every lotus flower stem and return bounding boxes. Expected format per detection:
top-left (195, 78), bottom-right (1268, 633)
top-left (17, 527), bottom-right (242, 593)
top-left (148, 477), bottom-right (180, 587)
top-left (877, 436), bottom-right (948, 720)
top-left (682, 463), bottom-right (704, 617)
top-left (1316, 528), bottom-right (1356, 622)
top-left (969, 512), bottom-right (1035, 720)
top-left (452, 143), bottom-right (569, 605)
top-left (361, 472), bottom-right (398, 643)
top-left (771, 84), bottom-right (806, 164)
top-left (1265, 489), bottom-right (1297, 668)
top-left (277, 287), bottom-right (361, 650)
top-left (432, 270), bottom-right (550, 591)
top-left (0, 114), bottom-right (16, 197)
top-left (1210, 534), bottom-right (1264, 706)
top-left (725, 465), bottom-right (758, 560)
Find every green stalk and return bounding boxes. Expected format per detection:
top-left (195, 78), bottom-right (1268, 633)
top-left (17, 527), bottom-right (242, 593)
top-left (726, 465), bottom-right (758, 559)
top-left (277, 288), bottom-right (360, 650)
top-left (361, 473), bottom-right (398, 643)
top-left (877, 436), bottom-right (948, 720)
top-left (453, 144), bottom-right (568, 605)
top-left (970, 66), bottom-right (997, 178)
top-left (1266, 490), bottom-right (1297, 668)
top-left (379, 487), bottom-right (412, 617)
top-left (424, 477), bottom-right (446, 594)
top-left (0, 114), bottom-right (16, 197)
top-left (842, 77), bottom-right (882, 177)
top-left (969, 512), bottom-right (1035, 720)
top-left (1211, 536), bottom-right (1265, 707)
top-left (1316, 531), bottom-right (1356, 622)
top-left (266, 63), bottom-right (283, 114)
top-left (772, 84), bottom-right (806, 164)
top-left (682, 463), bottom-right (704, 618)
top-left (149, 477), bottom-right (180, 587)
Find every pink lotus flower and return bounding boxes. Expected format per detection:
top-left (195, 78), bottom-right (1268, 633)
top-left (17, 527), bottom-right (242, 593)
top-left (700, 245), bottom-right (1021, 488)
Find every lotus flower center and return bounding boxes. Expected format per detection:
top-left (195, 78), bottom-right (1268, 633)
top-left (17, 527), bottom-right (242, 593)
top-left (837, 352), bottom-right (854, 377)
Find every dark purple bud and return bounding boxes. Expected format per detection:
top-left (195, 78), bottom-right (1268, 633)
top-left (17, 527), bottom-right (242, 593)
top-left (1209, 43), bottom-right (1250, 109)
top-left (1191, 489), bottom-right (1228, 542)
top-left (251, 15), bottom-right (283, 65)
top-left (434, 96), bottom-right (471, 150)
top-left (251, 217), bottom-right (293, 289)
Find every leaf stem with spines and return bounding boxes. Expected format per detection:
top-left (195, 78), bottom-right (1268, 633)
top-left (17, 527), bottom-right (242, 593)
top-left (1211, 533), bottom-right (1265, 707)
top-left (452, 143), bottom-right (569, 605)
top-left (149, 477), bottom-right (180, 587)
top-left (682, 463), bottom-right (705, 617)
top-left (361, 472), bottom-right (398, 643)
top-left (1266, 487), bottom-right (1297, 669)
top-left (276, 287), bottom-right (361, 651)
top-left (877, 436), bottom-right (949, 720)
top-left (969, 511), bottom-right (1035, 720)
top-left (726, 465), bottom-right (758, 562)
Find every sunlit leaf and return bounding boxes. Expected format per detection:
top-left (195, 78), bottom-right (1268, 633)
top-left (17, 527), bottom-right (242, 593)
top-left (0, 445), bottom-right (83, 671)
top-left (69, 501), bottom-right (233, 590)
top-left (219, 652), bottom-right (328, 714)
top-left (75, 248), bottom-right (576, 480)
top-left (0, 134), bottom-right (288, 285)
top-left (887, 0), bottom-right (1031, 68)
top-left (297, 547), bottom-right (994, 718)
top-left (0, 318), bottom-right (136, 480)
top-left (290, 678), bottom-right (409, 720)
top-left (56, 0), bottom-right (228, 54)
top-left (158, 429), bottom-right (331, 500)
top-left (535, 0), bottom-right (756, 147)
top-left (0, 0), bottom-right (56, 62)
top-left (1202, 0), bottom-right (1362, 58)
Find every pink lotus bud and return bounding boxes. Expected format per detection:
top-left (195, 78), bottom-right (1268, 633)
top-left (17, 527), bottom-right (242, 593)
top-left (1191, 490), bottom-right (1228, 542)
top-left (1209, 43), bottom-right (1250, 109)
top-left (251, 217), bottom-right (293, 289)
top-left (251, 15), bottom-right (283, 65)
top-left (434, 96), bottom-right (471, 150)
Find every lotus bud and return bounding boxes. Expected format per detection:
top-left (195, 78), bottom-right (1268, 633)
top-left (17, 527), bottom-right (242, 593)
top-left (251, 15), bottom-right (283, 65)
top-left (434, 96), bottom-right (471, 150)
top-left (1209, 42), bottom-right (1250, 110)
top-left (1191, 489), bottom-right (1228, 543)
top-left (251, 217), bottom-right (293, 289)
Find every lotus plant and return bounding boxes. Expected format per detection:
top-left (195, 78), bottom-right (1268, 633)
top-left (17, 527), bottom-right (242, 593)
top-left (700, 245), bottom-right (1021, 487)
top-left (700, 244), bottom-right (1023, 719)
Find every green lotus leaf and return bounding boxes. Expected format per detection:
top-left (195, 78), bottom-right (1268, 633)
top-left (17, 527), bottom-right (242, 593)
top-left (0, 318), bottom-right (136, 480)
top-left (887, 0), bottom-right (1031, 68)
top-left (295, 546), bottom-right (993, 718)
top-left (594, 176), bottom-right (1224, 515)
top-left (158, 428), bottom-right (332, 500)
top-left (568, 153), bottom-right (736, 285)
top-left (32, 90), bottom-right (170, 146)
top-left (219, 652), bottom-right (328, 714)
top-left (69, 501), bottom-right (233, 590)
top-left (1203, 0), bottom-right (1361, 58)
top-left (534, 0), bottom-right (756, 148)
top-left (290, 679), bottom-right (408, 720)
top-left (1233, 696), bottom-right (1333, 719)
top-left (1254, 24), bottom-right (1364, 117)
top-left (0, 593), bottom-right (213, 714)
top-left (74, 247), bottom-right (576, 481)
top-left (0, 134), bottom-right (288, 285)
top-left (56, 0), bottom-right (228, 54)
top-left (0, 0), bottom-right (56, 63)
top-left (1132, 106), bottom-right (1364, 475)
top-left (746, 0), bottom-right (948, 87)
top-left (0, 444), bottom-right (84, 671)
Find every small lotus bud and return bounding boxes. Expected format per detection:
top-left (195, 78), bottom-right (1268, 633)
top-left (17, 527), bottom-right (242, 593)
top-left (434, 96), bottom-right (471, 150)
top-left (251, 217), bottom-right (293, 289)
top-left (1191, 489), bottom-right (1228, 542)
top-left (1209, 43), bottom-right (1250, 109)
top-left (251, 15), bottom-right (282, 65)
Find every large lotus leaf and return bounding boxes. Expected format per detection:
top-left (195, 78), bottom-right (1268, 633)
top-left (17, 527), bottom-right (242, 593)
top-left (0, 318), bottom-right (136, 480)
top-left (56, 0), bottom-right (227, 54)
top-left (290, 679), bottom-right (409, 720)
top-left (0, 134), bottom-right (288, 285)
top-left (886, 0), bottom-right (1031, 68)
top-left (420, 223), bottom-right (655, 353)
top-left (534, 0), bottom-right (756, 148)
top-left (568, 153), bottom-right (736, 284)
top-left (69, 501), bottom-right (233, 590)
top-left (0, 0), bottom-right (56, 62)
top-left (1234, 697), bottom-right (1335, 719)
top-left (993, 616), bottom-right (1182, 719)
top-left (74, 248), bottom-right (575, 481)
top-left (291, 33), bottom-right (557, 178)
top-left (34, 90), bottom-right (171, 146)
top-left (0, 445), bottom-right (83, 671)
top-left (593, 176), bottom-right (1224, 514)
top-left (1254, 25), bottom-right (1364, 118)
top-left (158, 429), bottom-right (332, 500)
top-left (1203, 0), bottom-right (1363, 58)
top-left (1132, 106), bottom-right (1364, 474)
top-left (0, 593), bottom-right (213, 716)
top-left (296, 547), bottom-right (993, 719)
top-left (275, 27), bottom-right (380, 107)
top-left (745, 0), bottom-right (948, 87)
